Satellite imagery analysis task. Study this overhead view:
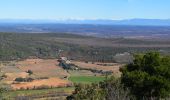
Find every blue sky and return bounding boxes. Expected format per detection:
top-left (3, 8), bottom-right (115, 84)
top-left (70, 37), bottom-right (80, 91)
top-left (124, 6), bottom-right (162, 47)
top-left (0, 0), bottom-right (170, 20)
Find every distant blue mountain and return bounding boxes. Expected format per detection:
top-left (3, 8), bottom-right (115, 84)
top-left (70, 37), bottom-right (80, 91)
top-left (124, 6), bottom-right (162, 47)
top-left (0, 19), bottom-right (170, 26)
top-left (112, 19), bottom-right (170, 26)
top-left (0, 19), bottom-right (170, 38)
top-left (60, 19), bottom-right (170, 26)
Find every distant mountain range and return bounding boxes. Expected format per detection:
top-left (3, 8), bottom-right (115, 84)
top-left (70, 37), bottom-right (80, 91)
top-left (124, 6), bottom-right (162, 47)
top-left (0, 19), bottom-right (170, 39)
top-left (0, 19), bottom-right (170, 26)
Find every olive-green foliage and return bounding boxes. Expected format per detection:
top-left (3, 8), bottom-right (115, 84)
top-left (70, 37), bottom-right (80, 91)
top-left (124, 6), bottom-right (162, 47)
top-left (0, 33), bottom-right (118, 62)
top-left (69, 76), bottom-right (106, 84)
top-left (0, 88), bottom-right (3, 99)
top-left (121, 52), bottom-right (170, 99)
top-left (27, 70), bottom-right (33, 75)
top-left (67, 83), bottom-right (106, 100)
top-left (0, 33), bottom-right (169, 62)
top-left (67, 77), bottom-right (132, 100)
top-left (0, 87), bottom-right (7, 99)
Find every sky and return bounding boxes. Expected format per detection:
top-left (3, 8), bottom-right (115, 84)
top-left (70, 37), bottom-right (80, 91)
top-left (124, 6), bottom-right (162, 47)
top-left (0, 0), bottom-right (170, 20)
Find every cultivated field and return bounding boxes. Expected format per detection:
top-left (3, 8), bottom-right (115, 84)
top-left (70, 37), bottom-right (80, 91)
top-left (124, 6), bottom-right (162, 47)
top-left (0, 58), bottom-right (122, 99)
top-left (17, 59), bottom-right (69, 78)
top-left (4, 72), bottom-right (29, 84)
top-left (11, 77), bottom-right (71, 90)
top-left (69, 76), bottom-right (106, 84)
top-left (1, 59), bottom-right (71, 90)
top-left (2, 87), bottom-right (74, 100)
top-left (71, 61), bottom-right (123, 76)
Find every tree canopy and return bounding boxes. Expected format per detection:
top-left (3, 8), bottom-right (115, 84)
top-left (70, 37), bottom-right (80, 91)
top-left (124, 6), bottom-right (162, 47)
top-left (121, 52), bottom-right (170, 99)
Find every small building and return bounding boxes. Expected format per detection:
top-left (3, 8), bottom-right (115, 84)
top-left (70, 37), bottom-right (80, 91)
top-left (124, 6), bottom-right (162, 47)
top-left (58, 57), bottom-right (71, 64)
top-left (60, 57), bottom-right (67, 61)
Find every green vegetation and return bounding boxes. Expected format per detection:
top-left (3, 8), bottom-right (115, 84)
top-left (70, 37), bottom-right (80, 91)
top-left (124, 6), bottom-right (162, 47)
top-left (0, 88), bottom-right (4, 99)
top-left (1, 32), bottom-right (170, 99)
top-left (0, 32), bottom-right (170, 62)
top-left (0, 68), bottom-right (4, 99)
top-left (67, 77), bottom-right (132, 100)
top-left (59, 60), bottom-right (77, 70)
top-left (121, 52), bottom-right (170, 99)
top-left (27, 70), bottom-right (33, 75)
top-left (0, 33), bottom-right (117, 61)
top-left (68, 52), bottom-right (170, 100)
top-left (2, 87), bottom-right (74, 99)
top-left (14, 77), bottom-right (34, 82)
top-left (69, 76), bottom-right (106, 84)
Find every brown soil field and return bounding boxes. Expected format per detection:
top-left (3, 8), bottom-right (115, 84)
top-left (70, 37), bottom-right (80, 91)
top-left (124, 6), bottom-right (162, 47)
top-left (3, 72), bottom-right (29, 84)
top-left (11, 77), bottom-right (72, 90)
top-left (1, 59), bottom-right (123, 90)
top-left (16, 59), bottom-right (69, 78)
top-left (71, 61), bottom-right (123, 74)
top-left (68, 70), bottom-right (99, 76)
top-left (1, 59), bottom-right (72, 90)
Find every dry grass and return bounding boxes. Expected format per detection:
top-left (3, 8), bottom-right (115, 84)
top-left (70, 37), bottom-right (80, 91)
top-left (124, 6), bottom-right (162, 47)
top-left (4, 72), bottom-right (29, 84)
top-left (71, 61), bottom-right (123, 76)
top-left (11, 77), bottom-right (72, 90)
top-left (16, 59), bottom-right (69, 78)
top-left (1, 59), bottom-right (123, 90)
top-left (1, 59), bottom-right (72, 90)
top-left (68, 70), bottom-right (99, 76)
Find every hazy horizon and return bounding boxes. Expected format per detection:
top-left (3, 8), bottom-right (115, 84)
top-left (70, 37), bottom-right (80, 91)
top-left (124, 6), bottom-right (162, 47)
top-left (0, 18), bottom-right (170, 20)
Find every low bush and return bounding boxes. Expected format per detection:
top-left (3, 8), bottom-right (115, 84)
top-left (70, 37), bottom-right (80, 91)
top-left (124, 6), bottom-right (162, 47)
top-left (27, 70), bottom-right (33, 75)
top-left (14, 77), bottom-right (34, 82)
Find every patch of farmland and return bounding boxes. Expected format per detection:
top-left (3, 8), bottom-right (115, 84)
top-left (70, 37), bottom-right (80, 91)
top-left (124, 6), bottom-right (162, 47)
top-left (3, 72), bottom-right (29, 84)
top-left (69, 76), bottom-right (106, 84)
top-left (1, 62), bottom-right (21, 73)
top-left (3, 87), bottom-right (74, 100)
top-left (68, 70), bottom-right (100, 76)
top-left (16, 59), bottom-right (69, 78)
top-left (0, 59), bottom-right (73, 91)
top-left (11, 77), bottom-right (72, 90)
top-left (71, 61), bottom-right (123, 75)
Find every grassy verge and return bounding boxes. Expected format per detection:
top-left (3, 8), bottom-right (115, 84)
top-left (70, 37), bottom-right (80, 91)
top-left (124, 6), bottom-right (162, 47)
top-left (69, 76), bottom-right (106, 84)
top-left (2, 87), bottom-right (74, 99)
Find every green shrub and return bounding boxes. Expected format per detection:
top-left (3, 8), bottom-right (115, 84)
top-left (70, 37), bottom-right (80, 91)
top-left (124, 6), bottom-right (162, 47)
top-left (14, 77), bottom-right (34, 82)
top-left (27, 70), bottom-right (33, 75)
top-left (121, 52), bottom-right (170, 99)
top-left (67, 77), bottom-right (132, 100)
